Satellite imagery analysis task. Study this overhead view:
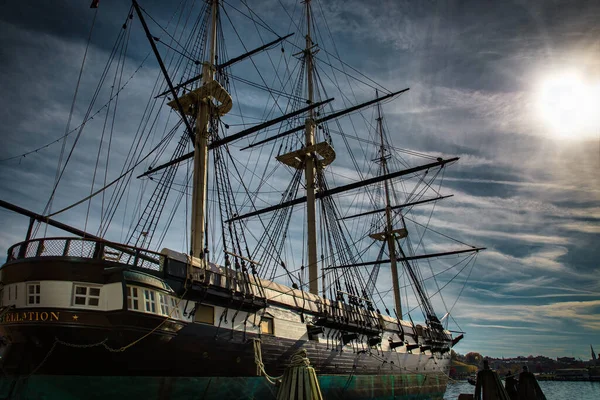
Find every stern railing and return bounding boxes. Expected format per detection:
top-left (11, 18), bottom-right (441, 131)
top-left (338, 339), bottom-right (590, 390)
top-left (6, 237), bottom-right (163, 272)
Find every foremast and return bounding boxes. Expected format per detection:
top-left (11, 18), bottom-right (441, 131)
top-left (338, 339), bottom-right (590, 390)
top-left (375, 95), bottom-right (404, 318)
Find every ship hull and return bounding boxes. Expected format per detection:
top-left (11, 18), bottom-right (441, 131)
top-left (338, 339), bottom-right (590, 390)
top-left (0, 313), bottom-right (448, 399)
top-left (0, 245), bottom-right (451, 399)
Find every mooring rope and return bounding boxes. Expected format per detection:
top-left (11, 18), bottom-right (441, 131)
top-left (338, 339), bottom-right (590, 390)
top-left (253, 338), bottom-right (283, 385)
top-left (288, 349), bottom-right (311, 367)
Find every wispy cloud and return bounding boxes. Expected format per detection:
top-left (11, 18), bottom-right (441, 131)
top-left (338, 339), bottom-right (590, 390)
top-left (465, 323), bottom-right (583, 335)
top-left (558, 222), bottom-right (600, 234)
top-left (483, 247), bottom-right (568, 272)
top-left (444, 177), bottom-right (600, 195)
top-left (456, 299), bottom-right (600, 330)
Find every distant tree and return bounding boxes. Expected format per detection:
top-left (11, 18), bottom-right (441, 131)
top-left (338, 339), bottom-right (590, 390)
top-left (465, 352), bottom-right (483, 365)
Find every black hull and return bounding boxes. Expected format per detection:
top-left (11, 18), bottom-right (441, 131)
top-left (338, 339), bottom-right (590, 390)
top-left (0, 310), bottom-right (449, 399)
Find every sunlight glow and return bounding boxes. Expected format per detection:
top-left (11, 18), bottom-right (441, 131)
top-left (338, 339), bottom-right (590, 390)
top-left (536, 70), bottom-right (600, 139)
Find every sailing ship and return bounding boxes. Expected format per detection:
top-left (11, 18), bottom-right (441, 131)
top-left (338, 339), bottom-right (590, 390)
top-left (0, 1), bottom-right (483, 399)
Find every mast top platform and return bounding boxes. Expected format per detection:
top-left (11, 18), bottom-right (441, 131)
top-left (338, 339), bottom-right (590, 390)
top-left (276, 141), bottom-right (336, 169)
top-left (369, 228), bottom-right (408, 241)
top-left (166, 79), bottom-right (232, 117)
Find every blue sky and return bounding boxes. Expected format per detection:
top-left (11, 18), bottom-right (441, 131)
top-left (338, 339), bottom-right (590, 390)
top-left (0, 0), bottom-right (599, 361)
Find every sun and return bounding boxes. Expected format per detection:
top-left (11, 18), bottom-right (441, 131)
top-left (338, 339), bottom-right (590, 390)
top-left (536, 70), bottom-right (600, 139)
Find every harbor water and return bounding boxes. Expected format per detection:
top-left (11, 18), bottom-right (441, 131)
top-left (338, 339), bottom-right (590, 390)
top-left (444, 380), bottom-right (600, 400)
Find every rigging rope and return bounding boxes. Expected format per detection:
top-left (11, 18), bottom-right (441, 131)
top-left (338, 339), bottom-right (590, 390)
top-left (85, 9), bottom-right (134, 233)
top-left (45, 127), bottom-right (179, 218)
top-left (446, 252), bottom-right (478, 332)
top-left (96, 0), bottom-right (209, 238)
top-left (404, 253), bottom-right (477, 318)
top-left (45, 6), bottom-right (100, 224)
top-left (0, 49), bottom-right (149, 165)
top-left (35, 8), bottom-right (135, 235)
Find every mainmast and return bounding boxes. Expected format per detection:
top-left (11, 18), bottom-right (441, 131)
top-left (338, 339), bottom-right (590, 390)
top-left (304, 0), bottom-right (319, 295)
top-left (375, 95), bottom-right (403, 318)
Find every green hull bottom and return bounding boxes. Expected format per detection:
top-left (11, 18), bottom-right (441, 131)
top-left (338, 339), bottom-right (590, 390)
top-left (0, 374), bottom-right (446, 400)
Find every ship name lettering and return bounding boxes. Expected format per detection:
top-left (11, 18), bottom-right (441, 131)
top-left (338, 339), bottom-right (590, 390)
top-left (1, 311), bottom-right (60, 323)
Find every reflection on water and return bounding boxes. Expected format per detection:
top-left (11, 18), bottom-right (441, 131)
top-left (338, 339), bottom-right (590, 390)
top-left (445, 380), bottom-right (600, 400)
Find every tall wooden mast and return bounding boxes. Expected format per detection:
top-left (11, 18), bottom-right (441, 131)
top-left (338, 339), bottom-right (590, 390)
top-left (304, 0), bottom-right (319, 295)
top-left (376, 95), bottom-right (403, 318)
top-left (163, 0), bottom-right (232, 261)
top-left (188, 0), bottom-right (218, 259)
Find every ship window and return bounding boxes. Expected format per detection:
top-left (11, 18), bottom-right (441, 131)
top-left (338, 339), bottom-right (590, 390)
top-left (127, 286), bottom-right (140, 310)
top-left (73, 285), bottom-right (101, 307)
top-left (170, 297), bottom-right (180, 318)
top-left (260, 317), bottom-right (274, 335)
top-left (27, 283), bottom-right (41, 305)
top-left (194, 304), bottom-right (214, 325)
top-left (159, 293), bottom-right (169, 315)
top-left (9, 285), bottom-right (19, 301)
top-left (144, 289), bottom-right (156, 313)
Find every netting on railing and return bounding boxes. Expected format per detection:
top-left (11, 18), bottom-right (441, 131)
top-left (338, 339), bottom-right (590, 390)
top-left (67, 240), bottom-right (96, 258)
top-left (135, 252), bottom-right (162, 271)
top-left (25, 242), bottom-right (38, 258)
top-left (9, 245), bottom-right (20, 260)
top-left (6, 238), bottom-right (163, 272)
top-left (102, 245), bottom-right (162, 272)
top-left (41, 238), bottom-right (69, 257)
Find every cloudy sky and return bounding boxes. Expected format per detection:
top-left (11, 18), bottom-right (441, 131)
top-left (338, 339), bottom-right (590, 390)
top-left (1, 0), bottom-right (599, 361)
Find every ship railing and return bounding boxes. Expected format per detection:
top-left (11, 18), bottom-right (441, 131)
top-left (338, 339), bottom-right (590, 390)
top-left (6, 237), bottom-right (163, 272)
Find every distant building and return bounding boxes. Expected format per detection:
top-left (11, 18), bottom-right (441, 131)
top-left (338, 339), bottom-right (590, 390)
top-left (555, 368), bottom-right (589, 381)
top-left (557, 357), bottom-right (576, 364)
